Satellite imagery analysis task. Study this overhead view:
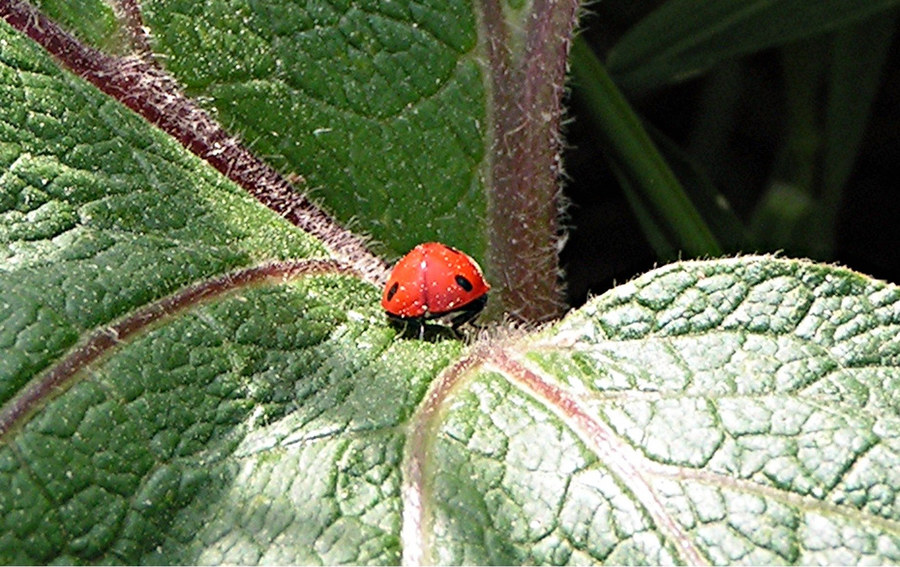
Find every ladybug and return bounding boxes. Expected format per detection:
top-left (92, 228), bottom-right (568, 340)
top-left (382, 242), bottom-right (490, 332)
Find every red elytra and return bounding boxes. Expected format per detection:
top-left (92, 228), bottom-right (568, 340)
top-left (382, 242), bottom-right (490, 326)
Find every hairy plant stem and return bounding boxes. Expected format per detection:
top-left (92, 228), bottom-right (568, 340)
top-left (480, 0), bottom-right (580, 323)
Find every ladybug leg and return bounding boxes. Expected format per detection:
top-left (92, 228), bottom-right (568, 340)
top-left (387, 315), bottom-right (425, 340)
top-left (448, 295), bottom-right (488, 330)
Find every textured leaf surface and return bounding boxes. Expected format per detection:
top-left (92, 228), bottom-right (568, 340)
top-left (2, 274), bottom-right (461, 564)
top-left (0, 19), bottom-right (322, 402)
top-left (11, 0), bottom-right (576, 321)
top-left (0, 16), bottom-right (460, 563)
top-left (140, 0), bottom-right (489, 258)
top-left (29, 0), bottom-right (121, 50)
top-left (406, 256), bottom-right (900, 564)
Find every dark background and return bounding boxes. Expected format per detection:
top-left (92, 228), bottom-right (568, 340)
top-left (561, 5), bottom-right (900, 307)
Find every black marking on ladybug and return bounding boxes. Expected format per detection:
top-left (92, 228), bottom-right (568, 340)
top-left (455, 274), bottom-right (473, 292)
top-left (386, 281), bottom-right (399, 301)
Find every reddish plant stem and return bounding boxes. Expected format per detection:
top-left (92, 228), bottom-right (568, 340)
top-left (0, 0), bottom-right (389, 283)
top-left (480, 0), bottom-right (579, 322)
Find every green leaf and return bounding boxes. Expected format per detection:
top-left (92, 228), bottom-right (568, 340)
top-left (30, 0), bottom-right (122, 51)
top-left (0, 11), bottom-right (454, 563)
top-left (8, 0), bottom-right (577, 320)
top-left (139, 0), bottom-right (489, 258)
top-left (608, 0), bottom-right (900, 93)
top-left (0, 18), bottom-right (322, 402)
top-left (421, 255), bottom-right (900, 563)
top-left (2, 275), bottom-right (461, 564)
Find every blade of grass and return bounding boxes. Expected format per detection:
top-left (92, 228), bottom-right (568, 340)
top-left (608, 0), bottom-right (900, 93)
top-left (773, 39), bottom-right (828, 195)
top-left (647, 122), bottom-right (747, 252)
top-left (570, 36), bottom-right (722, 257)
top-left (611, 164), bottom-right (680, 260)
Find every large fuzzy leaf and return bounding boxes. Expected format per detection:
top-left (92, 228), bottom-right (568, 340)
top-left (140, 0), bottom-right (489, 258)
top-left (415, 256), bottom-right (900, 563)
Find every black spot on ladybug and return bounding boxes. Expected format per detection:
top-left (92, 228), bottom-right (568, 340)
top-left (455, 274), bottom-right (473, 292)
top-left (386, 282), bottom-right (399, 301)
